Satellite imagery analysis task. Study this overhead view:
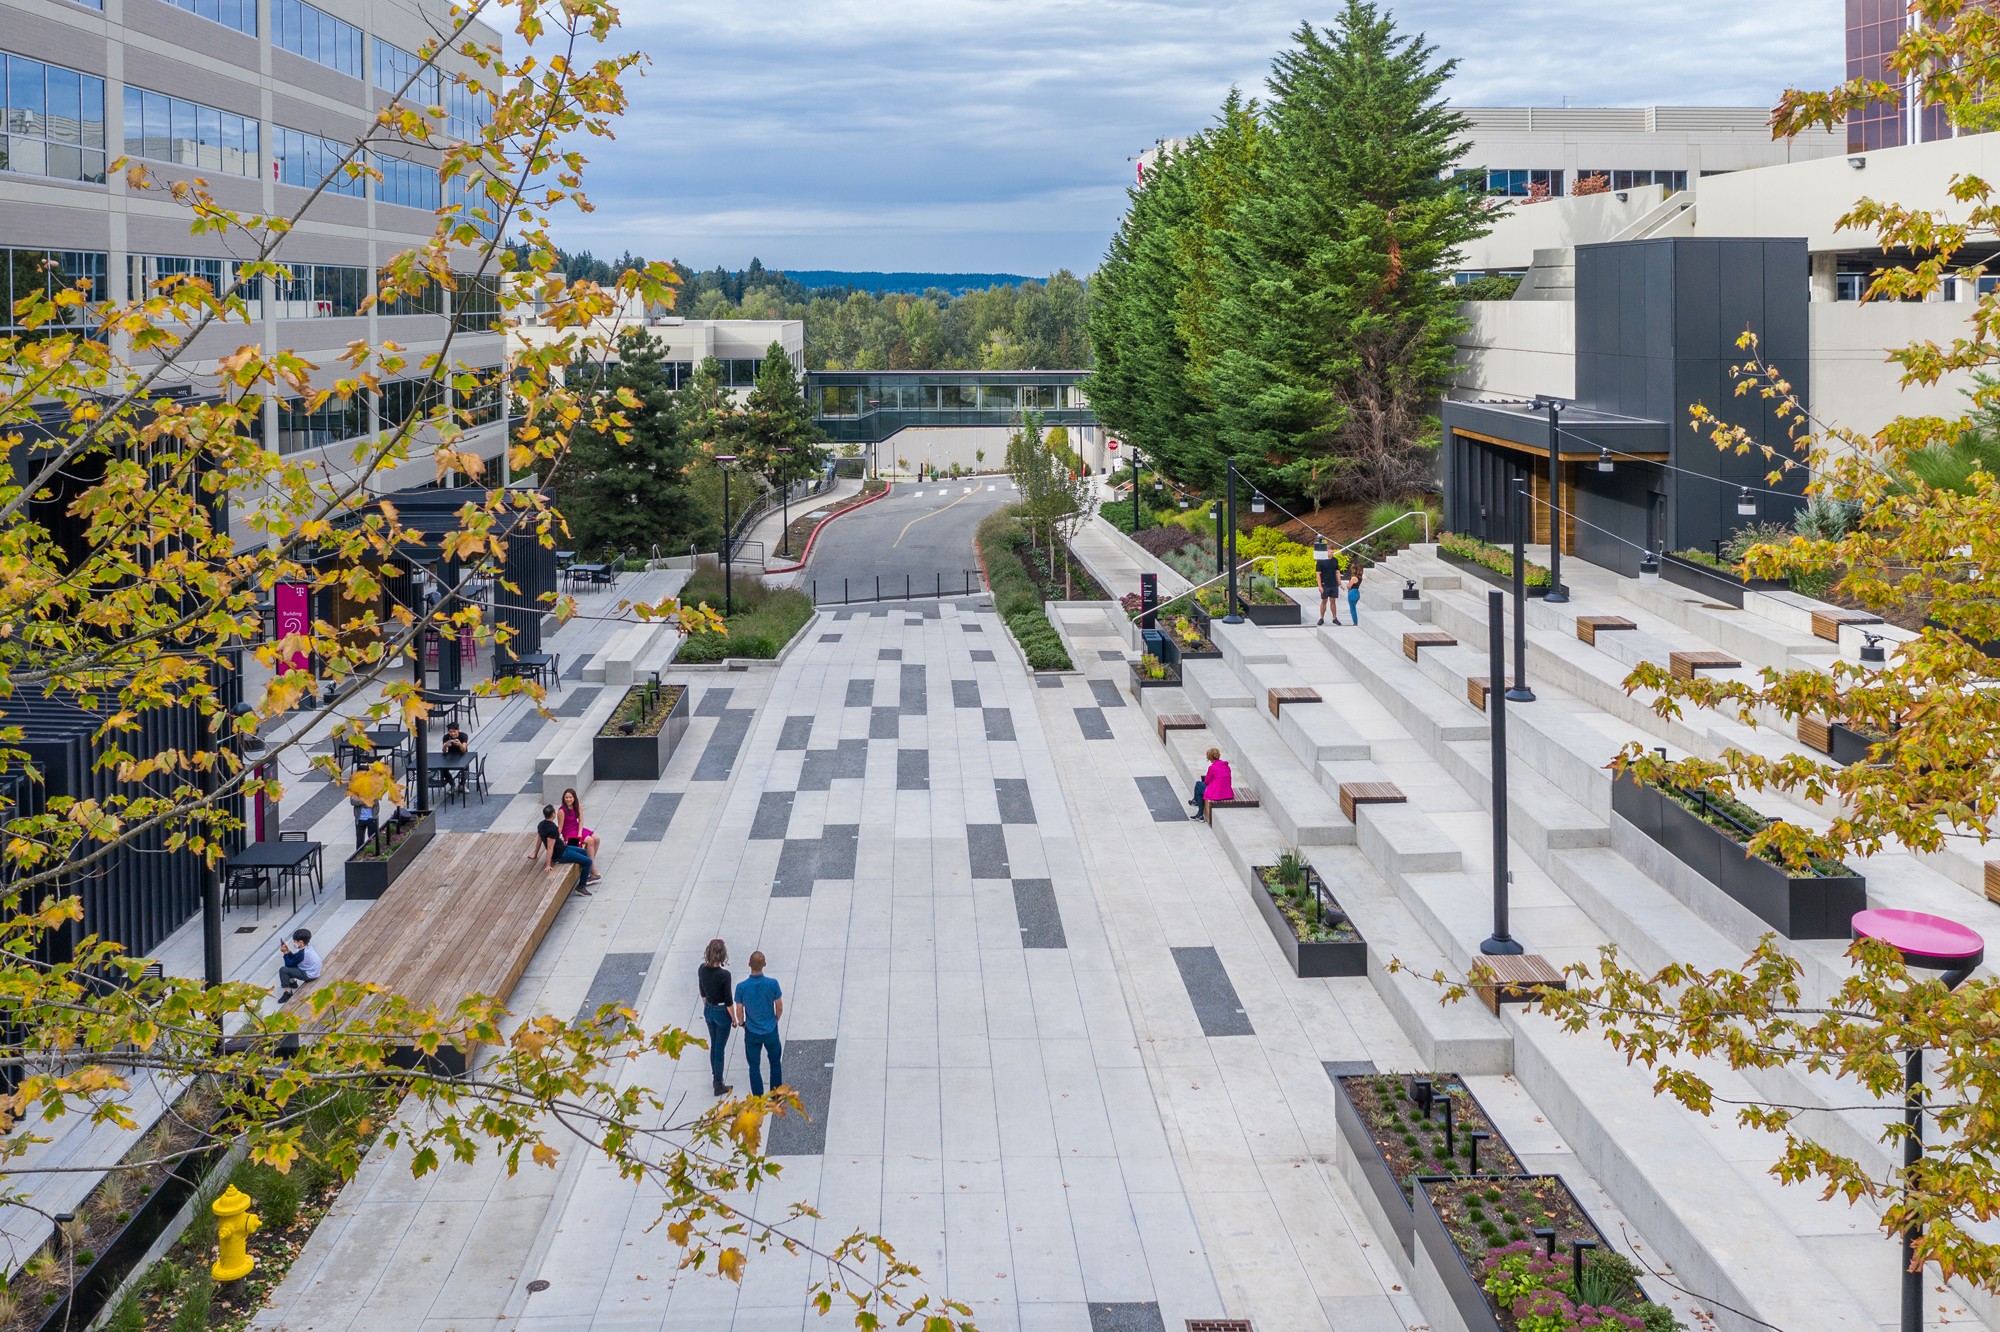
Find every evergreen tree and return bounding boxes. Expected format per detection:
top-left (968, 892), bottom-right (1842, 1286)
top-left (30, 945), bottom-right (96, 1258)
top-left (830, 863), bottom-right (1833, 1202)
top-left (1212, 4), bottom-right (1485, 502)
top-left (743, 341), bottom-right (825, 489)
top-left (552, 329), bottom-right (702, 559)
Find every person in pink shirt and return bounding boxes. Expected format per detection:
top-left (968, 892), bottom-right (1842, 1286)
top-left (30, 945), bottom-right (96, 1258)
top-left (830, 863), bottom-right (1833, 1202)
top-left (1188, 747), bottom-right (1233, 819)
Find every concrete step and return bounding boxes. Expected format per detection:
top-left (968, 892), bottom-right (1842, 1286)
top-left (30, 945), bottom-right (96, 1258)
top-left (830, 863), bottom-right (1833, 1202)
top-left (1315, 621), bottom-right (1489, 749)
top-left (1274, 700), bottom-right (1371, 766)
top-left (1205, 704), bottom-right (1355, 847)
top-left (1180, 659), bottom-right (1255, 713)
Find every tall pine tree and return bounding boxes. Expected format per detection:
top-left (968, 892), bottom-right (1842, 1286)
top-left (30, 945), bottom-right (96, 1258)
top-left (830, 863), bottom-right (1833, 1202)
top-left (552, 329), bottom-right (704, 558)
top-left (743, 340), bottom-right (825, 489)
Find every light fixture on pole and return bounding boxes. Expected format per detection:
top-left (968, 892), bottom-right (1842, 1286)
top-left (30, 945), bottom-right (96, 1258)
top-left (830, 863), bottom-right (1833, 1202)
top-left (1210, 502), bottom-right (1224, 575)
top-left (1737, 486), bottom-right (1758, 516)
top-left (1860, 631), bottom-right (1888, 667)
top-left (1596, 448), bottom-right (1614, 473)
top-left (1482, 588), bottom-right (1523, 955)
top-left (1507, 478), bottom-right (1535, 702)
top-left (1528, 396), bottom-right (1569, 603)
top-left (1250, 491), bottom-right (1266, 515)
top-left (1638, 550), bottom-right (1662, 584)
top-left (715, 454), bottom-right (737, 617)
top-left (1130, 449), bottom-right (1143, 534)
top-left (1224, 458), bottom-right (1243, 624)
top-left (774, 446), bottom-right (795, 557)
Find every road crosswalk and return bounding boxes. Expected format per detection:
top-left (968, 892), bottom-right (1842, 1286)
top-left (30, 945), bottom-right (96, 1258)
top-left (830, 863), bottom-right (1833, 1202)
top-left (902, 483), bottom-right (1016, 498)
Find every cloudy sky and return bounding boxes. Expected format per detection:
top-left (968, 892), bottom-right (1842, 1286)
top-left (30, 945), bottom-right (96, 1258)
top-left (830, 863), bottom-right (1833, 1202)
top-left (553, 0), bottom-right (1845, 277)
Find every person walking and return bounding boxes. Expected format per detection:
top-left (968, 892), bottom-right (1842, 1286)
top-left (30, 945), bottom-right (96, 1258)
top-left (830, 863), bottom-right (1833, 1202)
top-left (732, 951), bottom-right (785, 1097)
top-left (1345, 561), bottom-right (1364, 625)
top-left (534, 803), bottom-right (599, 894)
top-left (698, 938), bottom-right (734, 1097)
top-left (1187, 746), bottom-right (1234, 820)
top-left (1315, 541), bottom-right (1341, 627)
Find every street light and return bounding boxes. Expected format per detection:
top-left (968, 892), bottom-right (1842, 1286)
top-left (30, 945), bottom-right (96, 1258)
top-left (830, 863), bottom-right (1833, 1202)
top-left (1482, 589), bottom-right (1523, 956)
top-left (1528, 396), bottom-right (1569, 603)
top-left (1737, 486), bottom-right (1758, 517)
top-left (1130, 449), bottom-right (1143, 534)
top-left (715, 454), bottom-right (738, 616)
top-left (775, 446), bottom-right (796, 557)
top-left (1507, 478), bottom-right (1535, 702)
top-left (1224, 458), bottom-right (1243, 623)
top-left (1210, 503), bottom-right (1224, 575)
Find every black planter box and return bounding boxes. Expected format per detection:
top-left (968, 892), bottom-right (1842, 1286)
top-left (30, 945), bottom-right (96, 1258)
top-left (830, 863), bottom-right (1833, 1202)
top-left (1828, 721), bottom-right (1881, 767)
top-left (1438, 548), bottom-right (1549, 599)
top-left (1251, 866), bottom-right (1366, 978)
top-left (31, 1140), bottom-right (227, 1332)
top-left (592, 684), bottom-right (691, 782)
top-left (1413, 1173), bottom-right (1616, 1332)
top-left (1661, 553), bottom-right (1788, 608)
top-left (1612, 774), bottom-right (1865, 939)
top-left (1335, 1076), bottom-right (1420, 1258)
top-left (344, 814), bottom-right (436, 901)
top-left (1129, 661), bottom-right (1180, 695)
top-left (1158, 632), bottom-right (1220, 672)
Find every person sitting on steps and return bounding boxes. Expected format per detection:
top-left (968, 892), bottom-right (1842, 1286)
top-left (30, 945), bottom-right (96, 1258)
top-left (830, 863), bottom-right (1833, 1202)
top-left (1188, 747), bottom-right (1234, 819)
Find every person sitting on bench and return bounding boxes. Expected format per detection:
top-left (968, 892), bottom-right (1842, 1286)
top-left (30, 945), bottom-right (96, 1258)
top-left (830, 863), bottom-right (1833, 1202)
top-left (535, 804), bottom-right (600, 895)
top-left (1188, 747), bottom-right (1234, 819)
top-left (277, 928), bottom-right (322, 1002)
top-left (441, 722), bottom-right (470, 756)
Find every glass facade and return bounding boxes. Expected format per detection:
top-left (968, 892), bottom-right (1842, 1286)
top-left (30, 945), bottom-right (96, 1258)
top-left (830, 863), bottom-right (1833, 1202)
top-left (273, 392), bottom-right (367, 454)
top-left (450, 273), bottom-right (500, 332)
top-left (1846, 0), bottom-right (1908, 151)
top-left (129, 254), bottom-right (234, 299)
top-left (1484, 168), bottom-right (1564, 199)
top-left (373, 38), bottom-right (441, 104)
top-left (269, 262), bottom-right (368, 317)
top-left (123, 87), bottom-right (259, 177)
top-left (375, 153), bottom-right (440, 210)
top-left (1, 248), bottom-right (106, 334)
top-left (161, 0), bottom-right (257, 35)
top-left (273, 0), bottom-right (363, 78)
top-left (378, 376), bottom-right (444, 426)
top-left (808, 371), bottom-right (1094, 444)
top-left (274, 125), bottom-right (365, 195)
top-left (445, 173), bottom-right (500, 240)
top-left (2, 52), bottom-right (108, 185)
top-left (445, 79), bottom-right (490, 141)
top-left (1576, 168), bottom-right (1688, 193)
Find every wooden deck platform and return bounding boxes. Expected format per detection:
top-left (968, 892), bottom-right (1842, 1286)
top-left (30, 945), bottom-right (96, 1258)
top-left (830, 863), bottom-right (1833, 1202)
top-left (1575, 615), bottom-right (1636, 646)
top-left (312, 831), bottom-right (579, 1074)
top-left (1669, 650), bottom-right (1742, 681)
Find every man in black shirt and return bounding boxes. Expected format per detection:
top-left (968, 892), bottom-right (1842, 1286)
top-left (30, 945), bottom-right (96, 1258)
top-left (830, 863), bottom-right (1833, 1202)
top-left (1315, 540), bottom-right (1342, 627)
top-left (533, 804), bottom-right (597, 895)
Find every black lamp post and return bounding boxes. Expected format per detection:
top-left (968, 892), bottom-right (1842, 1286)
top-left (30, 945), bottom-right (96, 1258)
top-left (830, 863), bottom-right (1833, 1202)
top-left (775, 446), bottom-right (795, 557)
top-left (1211, 502), bottom-right (1224, 575)
top-left (1224, 457), bottom-right (1243, 624)
top-left (716, 454), bottom-right (737, 616)
top-left (1483, 589), bottom-right (1523, 955)
top-left (1529, 396), bottom-right (1570, 602)
top-left (1131, 449), bottom-right (1143, 534)
top-left (200, 722), bottom-right (225, 988)
top-left (1507, 478), bottom-right (1535, 703)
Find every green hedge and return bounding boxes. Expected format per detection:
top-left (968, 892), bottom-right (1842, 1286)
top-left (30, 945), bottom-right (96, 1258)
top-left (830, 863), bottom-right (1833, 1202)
top-left (976, 510), bottom-right (1044, 620)
top-left (1006, 608), bottom-right (1072, 670)
top-left (678, 587), bottom-right (814, 662)
top-left (1438, 530), bottom-right (1551, 588)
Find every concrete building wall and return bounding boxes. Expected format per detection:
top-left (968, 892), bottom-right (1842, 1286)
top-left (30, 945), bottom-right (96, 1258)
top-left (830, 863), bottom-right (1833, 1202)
top-left (1449, 302), bottom-right (1575, 401)
top-left (1457, 106), bottom-right (1844, 183)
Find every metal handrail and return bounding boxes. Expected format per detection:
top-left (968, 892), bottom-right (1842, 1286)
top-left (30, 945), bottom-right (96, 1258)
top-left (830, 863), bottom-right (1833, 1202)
top-left (1120, 508), bottom-right (1433, 623)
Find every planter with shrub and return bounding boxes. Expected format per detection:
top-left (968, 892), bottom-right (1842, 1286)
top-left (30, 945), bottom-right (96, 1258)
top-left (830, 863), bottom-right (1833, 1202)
top-left (1437, 532), bottom-right (1550, 598)
top-left (343, 812), bottom-right (435, 900)
top-left (1195, 577), bottom-right (1301, 626)
top-left (1129, 655), bottom-right (1179, 694)
top-left (1333, 1071), bottom-right (1523, 1262)
top-left (1159, 613), bottom-right (1219, 670)
top-left (592, 681), bottom-right (690, 781)
top-left (1661, 551), bottom-right (1788, 608)
top-left (1253, 853), bottom-right (1365, 977)
top-left (675, 566), bottom-right (814, 662)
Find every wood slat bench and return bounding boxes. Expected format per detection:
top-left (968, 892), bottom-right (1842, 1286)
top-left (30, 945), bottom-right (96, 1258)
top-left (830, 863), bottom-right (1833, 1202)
top-left (1466, 676), bottom-right (1491, 711)
top-left (1810, 608), bottom-right (1882, 642)
top-left (1403, 630), bottom-right (1456, 661)
top-left (302, 831), bottom-right (580, 1075)
top-left (1669, 650), bottom-right (1742, 681)
top-left (1798, 716), bottom-right (1833, 755)
top-left (1205, 789), bottom-right (1260, 823)
top-left (1474, 954), bottom-right (1567, 1013)
top-left (1337, 780), bottom-right (1407, 822)
top-left (1266, 686), bottom-right (1322, 718)
top-left (1985, 861), bottom-right (2000, 907)
top-left (1575, 615), bottom-right (1637, 646)
top-left (1156, 713), bottom-right (1205, 743)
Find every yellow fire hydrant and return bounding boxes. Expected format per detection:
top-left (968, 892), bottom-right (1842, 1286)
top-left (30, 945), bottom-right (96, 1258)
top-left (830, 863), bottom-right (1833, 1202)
top-left (210, 1185), bottom-right (261, 1283)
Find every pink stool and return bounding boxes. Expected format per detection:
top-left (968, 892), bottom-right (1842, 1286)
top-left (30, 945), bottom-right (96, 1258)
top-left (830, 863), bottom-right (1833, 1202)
top-left (1852, 907), bottom-right (1984, 1332)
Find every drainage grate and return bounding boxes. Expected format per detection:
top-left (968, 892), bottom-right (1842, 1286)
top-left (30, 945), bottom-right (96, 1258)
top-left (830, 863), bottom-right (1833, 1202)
top-left (235, 926), bottom-right (259, 934)
top-left (1186, 1322), bottom-right (1253, 1332)
top-left (525, 1279), bottom-right (550, 1293)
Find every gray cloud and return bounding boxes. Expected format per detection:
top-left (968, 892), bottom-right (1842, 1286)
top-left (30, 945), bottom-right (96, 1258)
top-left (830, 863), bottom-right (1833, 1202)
top-left (549, 0), bottom-right (1843, 274)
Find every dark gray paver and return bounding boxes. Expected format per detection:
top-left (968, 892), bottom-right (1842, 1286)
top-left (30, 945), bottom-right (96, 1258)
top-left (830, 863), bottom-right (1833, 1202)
top-left (623, 792), bottom-right (683, 842)
top-left (899, 664), bottom-right (926, 715)
top-left (1034, 673), bottom-right (1062, 687)
top-left (879, 648), bottom-right (902, 660)
top-left (869, 707), bottom-right (900, 740)
top-left (968, 824), bottom-right (1011, 879)
top-left (555, 685), bottom-right (602, 717)
top-left (819, 633), bottom-right (842, 642)
top-left (1098, 650), bottom-right (1126, 662)
top-left (962, 623), bottom-right (983, 632)
top-left (1133, 776), bottom-right (1188, 823)
top-left (502, 710), bottom-right (548, 744)
top-left (1087, 1304), bottom-right (1166, 1332)
top-left (819, 824), bottom-right (859, 878)
top-left (695, 688), bottom-right (734, 717)
top-left (1012, 878), bottom-right (1066, 949)
top-left (983, 708), bottom-right (1015, 742)
top-left (1323, 1060), bottom-right (1379, 1080)
top-left (897, 750), bottom-right (929, 791)
top-left (751, 791), bottom-right (795, 840)
top-left (845, 678), bottom-right (873, 707)
top-left (564, 653), bottom-right (592, 681)
top-left (574, 952), bottom-right (651, 1021)
top-left (1074, 707), bottom-right (1112, 740)
top-left (766, 1037), bottom-right (836, 1155)
top-left (952, 680), bottom-right (981, 709)
top-left (971, 650), bottom-right (996, 662)
top-left (1088, 678), bottom-right (1125, 710)
top-left (905, 618), bottom-right (923, 626)
top-left (834, 738), bottom-right (868, 778)
top-left (772, 839), bottom-right (818, 898)
top-left (1172, 946), bottom-right (1254, 1037)
top-left (284, 783), bottom-right (348, 834)
top-left (996, 777), bottom-right (1036, 825)
top-left (778, 716), bottom-right (814, 751)
top-left (799, 738), bottom-right (869, 791)
top-left (693, 709), bottom-right (754, 781)
top-left (436, 792), bottom-right (515, 832)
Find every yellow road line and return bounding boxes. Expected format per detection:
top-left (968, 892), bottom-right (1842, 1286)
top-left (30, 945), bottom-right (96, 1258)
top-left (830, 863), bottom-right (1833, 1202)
top-left (892, 485), bottom-right (980, 549)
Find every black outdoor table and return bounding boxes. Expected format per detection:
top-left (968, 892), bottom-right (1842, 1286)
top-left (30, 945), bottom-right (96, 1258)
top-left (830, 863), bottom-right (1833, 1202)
top-left (496, 652), bottom-right (559, 691)
top-left (567, 563), bottom-right (609, 593)
top-left (224, 839), bottom-right (325, 901)
top-left (336, 726), bottom-right (409, 771)
top-left (424, 751), bottom-right (481, 804)
top-left (420, 689), bottom-right (478, 728)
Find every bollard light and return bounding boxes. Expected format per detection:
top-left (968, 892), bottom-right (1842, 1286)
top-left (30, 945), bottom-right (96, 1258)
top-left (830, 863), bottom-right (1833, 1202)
top-left (1401, 577), bottom-right (1422, 617)
top-left (1597, 447), bottom-right (1614, 473)
top-left (1737, 487), bottom-right (1758, 516)
top-left (1534, 1227), bottom-right (1557, 1257)
top-left (1638, 551), bottom-right (1661, 585)
top-left (1860, 631), bottom-right (1887, 666)
top-left (1469, 1129), bottom-right (1490, 1175)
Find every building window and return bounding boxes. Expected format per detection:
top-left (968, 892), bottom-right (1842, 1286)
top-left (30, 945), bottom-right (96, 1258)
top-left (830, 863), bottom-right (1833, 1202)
top-left (378, 376), bottom-right (445, 427)
top-left (717, 358), bottom-right (762, 388)
top-left (445, 174), bottom-right (501, 240)
top-left (273, 0), bottom-right (363, 79)
top-left (1480, 168), bottom-right (1565, 199)
top-left (376, 267), bottom-right (445, 316)
top-left (123, 87), bottom-right (259, 178)
top-left (1578, 168), bottom-right (1688, 193)
top-left (128, 254), bottom-right (251, 306)
top-left (372, 38), bottom-right (441, 105)
top-left (450, 273), bottom-right (499, 332)
top-left (457, 377), bottom-right (501, 426)
top-left (374, 154), bottom-right (439, 210)
top-left (1, 248), bottom-right (106, 334)
top-left (445, 79), bottom-right (490, 141)
top-left (273, 392), bottom-right (367, 453)
top-left (2, 53), bottom-right (108, 185)
top-left (269, 262), bottom-right (368, 317)
top-left (1836, 272), bottom-right (1869, 302)
top-left (273, 126), bottom-right (364, 196)
top-left (159, 0), bottom-right (256, 36)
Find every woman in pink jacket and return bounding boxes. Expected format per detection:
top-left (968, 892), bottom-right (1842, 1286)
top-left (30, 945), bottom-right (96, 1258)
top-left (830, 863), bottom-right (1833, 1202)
top-left (1188, 747), bottom-right (1233, 819)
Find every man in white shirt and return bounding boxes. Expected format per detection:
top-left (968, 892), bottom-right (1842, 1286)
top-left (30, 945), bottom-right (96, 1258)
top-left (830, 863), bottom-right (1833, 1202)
top-left (277, 928), bottom-right (323, 1002)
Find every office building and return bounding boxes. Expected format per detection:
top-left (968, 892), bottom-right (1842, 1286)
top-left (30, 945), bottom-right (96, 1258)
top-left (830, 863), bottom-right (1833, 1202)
top-left (506, 284), bottom-right (804, 396)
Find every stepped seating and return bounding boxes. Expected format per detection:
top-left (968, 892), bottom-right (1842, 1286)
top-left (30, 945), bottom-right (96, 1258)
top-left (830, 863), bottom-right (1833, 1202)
top-left (1574, 614), bottom-right (1636, 645)
top-left (1179, 659), bottom-right (1255, 714)
top-left (1337, 780), bottom-right (1405, 822)
top-left (1401, 629), bottom-right (1455, 660)
top-left (1155, 712), bottom-right (1204, 742)
top-left (1266, 685), bottom-right (1321, 716)
top-left (1204, 705), bottom-right (1353, 847)
top-left (1669, 649), bottom-right (1743, 680)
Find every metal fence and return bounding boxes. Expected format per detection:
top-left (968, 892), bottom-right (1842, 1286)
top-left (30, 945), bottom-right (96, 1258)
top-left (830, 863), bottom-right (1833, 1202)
top-left (810, 571), bottom-right (985, 605)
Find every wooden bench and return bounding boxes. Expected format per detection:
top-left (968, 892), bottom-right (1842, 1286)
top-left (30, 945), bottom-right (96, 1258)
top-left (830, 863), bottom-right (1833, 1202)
top-left (1810, 608), bottom-right (1881, 642)
top-left (1337, 780), bottom-right (1407, 822)
top-left (1669, 650), bottom-right (1742, 681)
top-left (1266, 686), bottom-right (1322, 718)
top-left (1205, 789), bottom-right (1261, 823)
top-left (1575, 615), bottom-right (1636, 646)
top-left (1473, 954), bottom-right (1567, 1013)
top-left (1985, 861), bottom-right (2000, 907)
top-left (1403, 630), bottom-right (1456, 661)
top-left (1798, 716), bottom-right (1833, 755)
top-left (301, 831), bottom-right (580, 1075)
top-left (1156, 713), bottom-right (1205, 743)
top-left (1466, 676), bottom-right (1492, 711)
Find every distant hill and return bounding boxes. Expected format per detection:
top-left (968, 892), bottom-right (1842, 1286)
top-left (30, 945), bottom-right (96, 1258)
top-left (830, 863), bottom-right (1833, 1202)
top-left (779, 271), bottom-right (1034, 296)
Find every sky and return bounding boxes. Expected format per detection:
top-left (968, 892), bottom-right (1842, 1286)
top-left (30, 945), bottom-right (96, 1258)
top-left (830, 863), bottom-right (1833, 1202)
top-left (550, 0), bottom-right (1846, 278)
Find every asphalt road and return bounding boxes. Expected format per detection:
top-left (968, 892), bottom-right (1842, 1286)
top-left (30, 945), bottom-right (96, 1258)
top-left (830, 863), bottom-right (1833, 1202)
top-left (799, 479), bottom-right (1018, 605)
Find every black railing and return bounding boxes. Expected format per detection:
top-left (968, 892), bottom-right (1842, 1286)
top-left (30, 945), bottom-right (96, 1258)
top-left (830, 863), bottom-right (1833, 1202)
top-left (810, 571), bottom-right (984, 605)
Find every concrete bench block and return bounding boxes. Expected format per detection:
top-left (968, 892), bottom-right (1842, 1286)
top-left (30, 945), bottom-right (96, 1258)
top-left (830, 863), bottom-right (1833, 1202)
top-left (1211, 617), bottom-right (1288, 671)
top-left (1275, 701), bottom-right (1371, 766)
top-left (1181, 660), bottom-right (1255, 712)
top-left (1353, 799), bottom-right (1461, 877)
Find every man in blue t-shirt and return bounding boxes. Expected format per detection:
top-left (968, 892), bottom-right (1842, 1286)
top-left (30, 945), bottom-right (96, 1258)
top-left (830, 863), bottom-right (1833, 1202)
top-left (732, 951), bottom-right (785, 1097)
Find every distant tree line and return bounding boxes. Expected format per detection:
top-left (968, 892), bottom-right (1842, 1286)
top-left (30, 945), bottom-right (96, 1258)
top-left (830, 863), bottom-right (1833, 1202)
top-left (511, 244), bottom-right (1093, 372)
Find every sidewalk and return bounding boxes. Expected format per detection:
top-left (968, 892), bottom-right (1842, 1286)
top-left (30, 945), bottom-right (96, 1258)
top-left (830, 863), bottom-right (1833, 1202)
top-left (739, 476), bottom-right (864, 576)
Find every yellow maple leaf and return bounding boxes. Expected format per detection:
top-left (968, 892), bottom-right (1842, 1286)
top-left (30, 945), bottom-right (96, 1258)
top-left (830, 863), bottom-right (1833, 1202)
top-left (717, 1248), bottom-right (745, 1283)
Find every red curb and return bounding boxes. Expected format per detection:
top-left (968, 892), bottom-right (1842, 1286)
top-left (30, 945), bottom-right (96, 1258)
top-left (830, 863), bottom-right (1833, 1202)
top-left (763, 482), bottom-right (894, 574)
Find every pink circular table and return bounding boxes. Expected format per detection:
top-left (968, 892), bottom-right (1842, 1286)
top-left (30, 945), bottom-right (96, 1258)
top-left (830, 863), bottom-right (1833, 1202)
top-left (1851, 908), bottom-right (1985, 971)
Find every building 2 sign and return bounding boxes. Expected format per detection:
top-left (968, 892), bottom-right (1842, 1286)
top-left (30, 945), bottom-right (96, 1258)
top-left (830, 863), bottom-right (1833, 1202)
top-left (273, 582), bottom-right (311, 674)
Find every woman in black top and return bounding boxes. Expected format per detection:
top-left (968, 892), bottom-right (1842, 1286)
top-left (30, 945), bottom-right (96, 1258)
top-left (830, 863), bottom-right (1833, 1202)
top-left (698, 938), bottom-right (734, 1097)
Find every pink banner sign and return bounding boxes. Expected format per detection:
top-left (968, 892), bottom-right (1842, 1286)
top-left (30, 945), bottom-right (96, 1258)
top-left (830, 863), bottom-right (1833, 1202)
top-left (273, 582), bottom-right (311, 675)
